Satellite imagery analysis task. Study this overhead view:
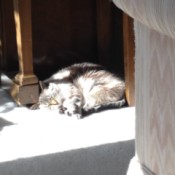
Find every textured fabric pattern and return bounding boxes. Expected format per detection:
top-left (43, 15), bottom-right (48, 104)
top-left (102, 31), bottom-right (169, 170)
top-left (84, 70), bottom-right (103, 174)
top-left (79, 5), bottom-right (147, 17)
top-left (112, 1), bottom-right (175, 174)
top-left (135, 21), bottom-right (175, 175)
top-left (112, 0), bottom-right (175, 39)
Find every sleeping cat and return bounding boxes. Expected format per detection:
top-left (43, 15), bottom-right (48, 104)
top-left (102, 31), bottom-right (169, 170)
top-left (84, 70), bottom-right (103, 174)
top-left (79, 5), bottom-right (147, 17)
top-left (31, 62), bottom-right (125, 118)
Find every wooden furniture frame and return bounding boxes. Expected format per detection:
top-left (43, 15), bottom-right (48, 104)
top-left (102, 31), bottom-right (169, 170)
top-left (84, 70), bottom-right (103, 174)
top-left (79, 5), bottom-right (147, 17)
top-left (3, 0), bottom-right (39, 105)
top-left (123, 14), bottom-right (135, 106)
top-left (11, 0), bottom-right (39, 105)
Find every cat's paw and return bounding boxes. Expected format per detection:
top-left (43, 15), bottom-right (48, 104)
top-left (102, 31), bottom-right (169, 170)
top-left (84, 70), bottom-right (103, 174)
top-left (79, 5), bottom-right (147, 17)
top-left (73, 113), bottom-right (82, 119)
top-left (62, 98), bottom-right (83, 119)
top-left (65, 110), bottom-right (82, 119)
top-left (64, 106), bottom-right (82, 119)
top-left (58, 106), bottom-right (67, 114)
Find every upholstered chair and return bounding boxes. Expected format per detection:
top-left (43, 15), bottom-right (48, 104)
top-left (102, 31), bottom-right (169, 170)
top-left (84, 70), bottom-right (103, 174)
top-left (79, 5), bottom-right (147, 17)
top-left (112, 1), bottom-right (175, 175)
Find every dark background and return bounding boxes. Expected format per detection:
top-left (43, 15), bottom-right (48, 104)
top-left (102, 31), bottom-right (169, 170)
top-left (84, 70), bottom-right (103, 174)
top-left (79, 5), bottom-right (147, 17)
top-left (0, 0), bottom-right (124, 80)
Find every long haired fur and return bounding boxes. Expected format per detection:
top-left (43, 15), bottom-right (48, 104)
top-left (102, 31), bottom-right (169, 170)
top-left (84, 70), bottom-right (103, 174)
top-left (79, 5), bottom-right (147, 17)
top-left (31, 63), bottom-right (125, 118)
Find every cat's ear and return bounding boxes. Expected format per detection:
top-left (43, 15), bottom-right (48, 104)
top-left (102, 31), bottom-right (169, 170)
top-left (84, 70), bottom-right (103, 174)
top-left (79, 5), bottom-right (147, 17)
top-left (39, 81), bottom-right (47, 91)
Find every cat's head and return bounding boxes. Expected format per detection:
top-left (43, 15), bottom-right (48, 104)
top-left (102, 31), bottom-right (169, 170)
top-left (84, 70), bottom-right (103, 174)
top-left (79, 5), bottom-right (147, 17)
top-left (38, 83), bottom-right (63, 110)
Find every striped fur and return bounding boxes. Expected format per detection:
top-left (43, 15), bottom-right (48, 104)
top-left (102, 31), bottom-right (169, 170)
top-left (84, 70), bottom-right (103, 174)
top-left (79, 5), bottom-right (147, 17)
top-left (34, 63), bottom-right (125, 118)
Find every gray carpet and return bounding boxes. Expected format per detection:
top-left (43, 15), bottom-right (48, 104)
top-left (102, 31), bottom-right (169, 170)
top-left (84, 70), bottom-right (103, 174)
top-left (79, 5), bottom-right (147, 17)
top-left (0, 74), bottom-right (135, 175)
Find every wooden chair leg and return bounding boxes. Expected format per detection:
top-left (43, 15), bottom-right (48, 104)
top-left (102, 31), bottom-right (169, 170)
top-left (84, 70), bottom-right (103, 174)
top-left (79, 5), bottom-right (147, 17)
top-left (11, 0), bottom-right (39, 105)
top-left (123, 14), bottom-right (135, 106)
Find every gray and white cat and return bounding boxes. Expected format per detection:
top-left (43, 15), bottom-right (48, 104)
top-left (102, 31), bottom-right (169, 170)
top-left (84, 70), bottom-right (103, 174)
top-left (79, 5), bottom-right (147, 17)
top-left (32, 62), bottom-right (125, 118)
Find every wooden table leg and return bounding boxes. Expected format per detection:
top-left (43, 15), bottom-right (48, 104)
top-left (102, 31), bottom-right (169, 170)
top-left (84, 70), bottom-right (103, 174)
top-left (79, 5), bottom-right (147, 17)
top-left (11, 0), bottom-right (39, 105)
top-left (123, 14), bottom-right (135, 106)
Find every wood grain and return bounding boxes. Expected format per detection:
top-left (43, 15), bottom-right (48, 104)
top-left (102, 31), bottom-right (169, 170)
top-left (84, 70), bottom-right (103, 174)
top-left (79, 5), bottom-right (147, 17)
top-left (11, 0), bottom-right (39, 104)
top-left (123, 14), bottom-right (135, 106)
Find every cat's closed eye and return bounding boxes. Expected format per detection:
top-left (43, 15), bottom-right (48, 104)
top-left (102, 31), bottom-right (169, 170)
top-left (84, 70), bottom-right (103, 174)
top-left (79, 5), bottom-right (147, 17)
top-left (49, 97), bottom-right (58, 105)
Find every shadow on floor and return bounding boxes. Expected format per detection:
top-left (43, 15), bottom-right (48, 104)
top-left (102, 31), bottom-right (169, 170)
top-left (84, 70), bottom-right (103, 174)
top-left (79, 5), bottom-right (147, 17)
top-left (0, 140), bottom-right (135, 175)
top-left (0, 89), bottom-right (17, 113)
top-left (0, 117), bottom-right (15, 131)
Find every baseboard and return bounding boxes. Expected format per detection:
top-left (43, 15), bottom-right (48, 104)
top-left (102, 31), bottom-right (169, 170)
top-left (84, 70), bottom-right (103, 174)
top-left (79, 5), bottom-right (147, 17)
top-left (127, 156), bottom-right (156, 175)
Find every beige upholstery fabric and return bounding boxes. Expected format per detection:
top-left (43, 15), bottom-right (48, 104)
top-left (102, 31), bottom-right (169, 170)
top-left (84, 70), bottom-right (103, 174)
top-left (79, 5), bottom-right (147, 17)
top-left (134, 21), bottom-right (175, 175)
top-left (112, 0), bottom-right (175, 174)
top-left (112, 0), bottom-right (175, 39)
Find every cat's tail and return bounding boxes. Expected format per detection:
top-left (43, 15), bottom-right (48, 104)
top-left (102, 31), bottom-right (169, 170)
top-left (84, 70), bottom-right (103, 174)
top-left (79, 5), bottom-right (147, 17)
top-left (93, 98), bottom-right (126, 110)
top-left (82, 98), bottom-right (126, 117)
